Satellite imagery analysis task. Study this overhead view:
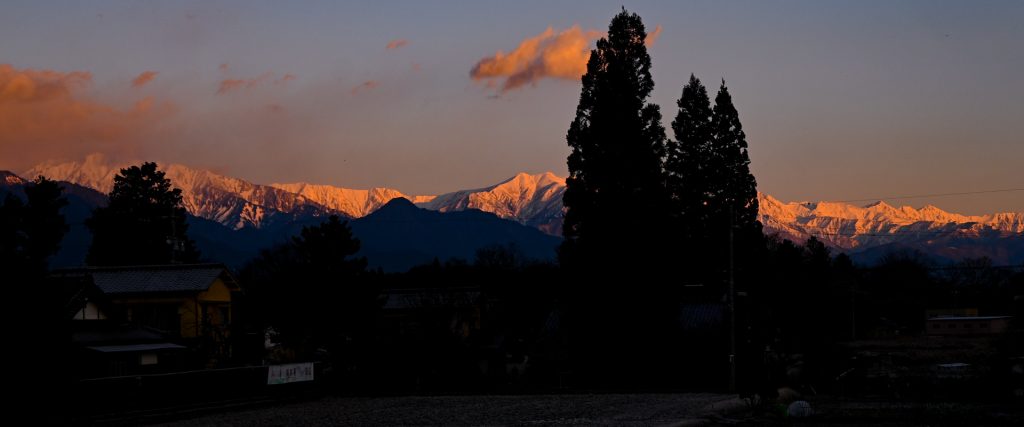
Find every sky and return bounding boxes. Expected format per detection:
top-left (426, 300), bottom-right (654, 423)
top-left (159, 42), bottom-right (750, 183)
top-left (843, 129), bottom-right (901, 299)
top-left (1, 0), bottom-right (1022, 214)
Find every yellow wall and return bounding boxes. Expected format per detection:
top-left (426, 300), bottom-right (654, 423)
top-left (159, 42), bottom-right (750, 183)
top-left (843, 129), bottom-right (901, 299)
top-left (110, 277), bottom-right (235, 339)
top-left (198, 278), bottom-right (233, 303)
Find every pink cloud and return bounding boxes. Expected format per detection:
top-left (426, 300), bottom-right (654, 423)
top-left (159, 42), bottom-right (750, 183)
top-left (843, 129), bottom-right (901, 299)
top-left (471, 24), bottom-right (662, 93)
top-left (386, 39), bottom-right (410, 50)
top-left (217, 72), bottom-right (294, 94)
top-left (645, 25), bottom-right (663, 47)
top-left (470, 25), bottom-right (602, 93)
top-left (350, 80), bottom-right (379, 95)
top-left (131, 71), bottom-right (159, 88)
top-left (0, 63), bottom-right (175, 170)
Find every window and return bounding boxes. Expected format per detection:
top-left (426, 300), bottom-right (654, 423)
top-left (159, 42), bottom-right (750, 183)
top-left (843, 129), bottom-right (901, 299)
top-left (140, 354), bottom-right (158, 366)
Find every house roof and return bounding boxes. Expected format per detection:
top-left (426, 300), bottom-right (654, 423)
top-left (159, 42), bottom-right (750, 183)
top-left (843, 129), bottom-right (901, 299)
top-left (382, 287), bottom-right (480, 310)
top-left (52, 263), bottom-right (238, 295)
top-left (86, 343), bottom-right (187, 353)
top-left (926, 316), bottom-right (1012, 321)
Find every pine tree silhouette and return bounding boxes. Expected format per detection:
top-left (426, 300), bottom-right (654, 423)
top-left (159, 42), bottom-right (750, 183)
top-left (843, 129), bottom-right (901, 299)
top-left (562, 7), bottom-right (669, 272)
top-left (86, 162), bottom-right (199, 265)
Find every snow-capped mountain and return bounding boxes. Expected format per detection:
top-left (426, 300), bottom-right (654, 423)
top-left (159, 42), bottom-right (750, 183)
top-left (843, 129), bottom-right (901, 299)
top-left (25, 154), bottom-right (334, 229)
top-left (21, 155), bottom-right (1024, 263)
top-left (757, 193), bottom-right (1024, 253)
top-left (270, 182), bottom-right (435, 218)
top-left (23, 156), bottom-right (567, 234)
top-left (270, 172), bottom-right (565, 234)
top-left (419, 172), bottom-right (566, 235)
top-left (2, 170), bottom-right (26, 186)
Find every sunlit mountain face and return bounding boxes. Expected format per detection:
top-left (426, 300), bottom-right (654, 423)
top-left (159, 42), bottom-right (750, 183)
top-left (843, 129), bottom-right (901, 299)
top-left (15, 155), bottom-right (1024, 266)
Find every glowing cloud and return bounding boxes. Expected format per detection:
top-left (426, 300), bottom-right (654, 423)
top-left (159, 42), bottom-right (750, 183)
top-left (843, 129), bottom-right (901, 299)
top-left (131, 71), bottom-right (159, 88)
top-left (277, 73), bottom-right (297, 85)
top-left (0, 64), bottom-right (174, 171)
top-left (386, 39), bottom-right (409, 50)
top-left (471, 24), bottom-right (662, 93)
top-left (470, 25), bottom-right (603, 93)
top-left (350, 80), bottom-right (379, 95)
top-left (217, 72), bottom-right (295, 94)
top-left (646, 25), bottom-right (663, 47)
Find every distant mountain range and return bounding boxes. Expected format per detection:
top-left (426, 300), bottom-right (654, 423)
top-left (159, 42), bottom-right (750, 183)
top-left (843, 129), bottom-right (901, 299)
top-left (8, 156), bottom-right (564, 270)
top-left (10, 154), bottom-right (1024, 266)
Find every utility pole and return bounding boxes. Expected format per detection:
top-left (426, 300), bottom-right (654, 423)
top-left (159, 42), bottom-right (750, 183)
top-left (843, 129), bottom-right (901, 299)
top-left (728, 204), bottom-right (736, 393)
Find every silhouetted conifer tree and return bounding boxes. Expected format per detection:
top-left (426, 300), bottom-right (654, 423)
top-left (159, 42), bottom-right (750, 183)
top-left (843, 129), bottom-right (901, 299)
top-left (241, 216), bottom-right (375, 363)
top-left (0, 176), bottom-right (68, 275)
top-left (560, 8), bottom-right (681, 388)
top-left (666, 74), bottom-right (714, 239)
top-left (85, 162), bottom-right (199, 265)
top-left (1, 177), bottom-right (69, 409)
top-left (711, 80), bottom-right (761, 239)
top-left (667, 77), bottom-right (762, 289)
top-left (562, 8), bottom-right (669, 272)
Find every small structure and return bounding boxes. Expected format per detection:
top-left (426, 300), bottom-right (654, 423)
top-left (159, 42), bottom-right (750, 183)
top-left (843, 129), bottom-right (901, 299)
top-left (53, 264), bottom-right (241, 375)
top-left (925, 315), bottom-right (1012, 336)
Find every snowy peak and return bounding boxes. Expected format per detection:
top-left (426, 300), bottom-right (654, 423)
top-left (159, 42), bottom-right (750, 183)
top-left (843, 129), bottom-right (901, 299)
top-left (420, 172), bottom-right (566, 235)
top-left (25, 156), bottom-right (333, 230)
top-left (756, 192), bottom-right (1024, 251)
top-left (1, 170), bottom-right (26, 186)
top-left (25, 153), bottom-right (120, 194)
top-left (269, 182), bottom-right (433, 218)
top-left (272, 171), bottom-right (567, 235)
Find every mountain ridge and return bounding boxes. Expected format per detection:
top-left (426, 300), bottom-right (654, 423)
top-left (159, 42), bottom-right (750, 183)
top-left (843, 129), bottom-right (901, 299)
top-left (17, 155), bottom-right (1024, 264)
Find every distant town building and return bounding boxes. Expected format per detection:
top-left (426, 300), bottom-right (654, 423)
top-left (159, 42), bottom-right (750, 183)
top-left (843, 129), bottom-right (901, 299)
top-left (925, 315), bottom-right (1012, 336)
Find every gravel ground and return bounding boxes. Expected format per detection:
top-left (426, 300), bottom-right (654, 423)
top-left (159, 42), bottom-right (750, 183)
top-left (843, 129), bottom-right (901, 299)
top-left (152, 393), bottom-right (744, 426)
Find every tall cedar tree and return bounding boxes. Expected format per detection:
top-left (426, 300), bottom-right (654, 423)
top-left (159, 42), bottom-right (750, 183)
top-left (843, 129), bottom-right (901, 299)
top-left (666, 74), bottom-right (714, 239)
top-left (562, 8), bottom-right (669, 272)
top-left (711, 80), bottom-right (760, 240)
top-left (86, 162), bottom-right (199, 265)
top-left (561, 9), bottom-right (681, 387)
top-left (668, 77), bottom-right (761, 287)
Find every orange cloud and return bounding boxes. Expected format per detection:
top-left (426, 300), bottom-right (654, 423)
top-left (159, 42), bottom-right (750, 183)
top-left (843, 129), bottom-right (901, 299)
top-left (350, 80), bottom-right (379, 95)
top-left (646, 25), bottom-right (663, 47)
top-left (217, 72), bottom-right (296, 94)
top-left (131, 71), bottom-right (159, 88)
top-left (386, 39), bottom-right (410, 50)
top-left (0, 64), bottom-right (175, 171)
top-left (277, 74), bottom-right (297, 85)
top-left (471, 24), bottom-right (662, 93)
top-left (470, 25), bottom-right (602, 93)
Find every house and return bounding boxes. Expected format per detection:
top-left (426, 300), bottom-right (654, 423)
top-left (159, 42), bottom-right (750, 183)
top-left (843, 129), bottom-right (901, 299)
top-left (53, 264), bottom-right (241, 375)
top-left (925, 315), bottom-right (1013, 336)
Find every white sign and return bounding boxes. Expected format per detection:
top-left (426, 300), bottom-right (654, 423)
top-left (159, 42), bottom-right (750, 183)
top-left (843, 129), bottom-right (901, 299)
top-left (267, 363), bottom-right (315, 385)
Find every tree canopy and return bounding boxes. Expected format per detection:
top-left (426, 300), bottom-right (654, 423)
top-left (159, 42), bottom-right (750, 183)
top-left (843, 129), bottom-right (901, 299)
top-left (562, 8), bottom-right (669, 272)
top-left (1, 176), bottom-right (68, 277)
top-left (85, 162), bottom-right (199, 266)
top-left (241, 215), bottom-right (375, 358)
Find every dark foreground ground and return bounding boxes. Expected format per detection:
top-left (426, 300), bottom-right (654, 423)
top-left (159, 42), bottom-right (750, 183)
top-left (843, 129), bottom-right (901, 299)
top-left (150, 393), bottom-right (740, 426)
top-left (145, 393), bottom-right (1024, 426)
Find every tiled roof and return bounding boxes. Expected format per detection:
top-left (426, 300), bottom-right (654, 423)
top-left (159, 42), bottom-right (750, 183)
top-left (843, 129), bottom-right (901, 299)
top-left (93, 267), bottom-right (223, 294)
top-left (54, 264), bottom-right (234, 295)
